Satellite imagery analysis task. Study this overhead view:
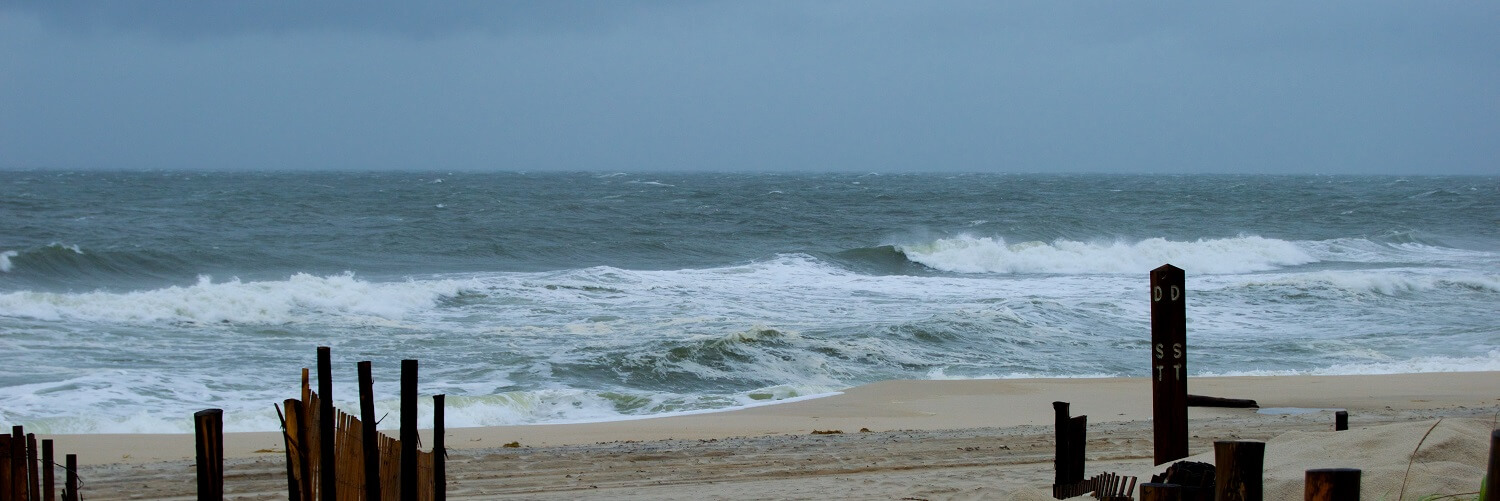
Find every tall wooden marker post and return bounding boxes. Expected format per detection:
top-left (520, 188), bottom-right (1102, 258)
top-left (1151, 264), bottom-right (1188, 464)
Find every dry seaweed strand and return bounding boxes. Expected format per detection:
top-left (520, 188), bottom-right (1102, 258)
top-left (1398, 417), bottom-right (1443, 501)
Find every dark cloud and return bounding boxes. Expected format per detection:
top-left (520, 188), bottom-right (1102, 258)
top-left (0, 1), bottom-right (1495, 173)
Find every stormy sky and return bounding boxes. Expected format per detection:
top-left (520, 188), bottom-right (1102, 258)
top-left (1, 1), bottom-right (1495, 174)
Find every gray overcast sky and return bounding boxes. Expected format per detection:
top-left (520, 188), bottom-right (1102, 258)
top-left (1, 1), bottom-right (1496, 174)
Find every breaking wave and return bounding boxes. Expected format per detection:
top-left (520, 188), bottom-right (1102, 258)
top-left (0, 272), bottom-right (477, 325)
top-left (897, 235), bottom-right (1317, 274)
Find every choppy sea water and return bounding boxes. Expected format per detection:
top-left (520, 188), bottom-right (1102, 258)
top-left (1, 172), bottom-right (1496, 433)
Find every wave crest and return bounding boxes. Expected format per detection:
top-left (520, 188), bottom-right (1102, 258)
top-left (897, 235), bottom-right (1317, 274)
top-left (0, 272), bottom-right (475, 325)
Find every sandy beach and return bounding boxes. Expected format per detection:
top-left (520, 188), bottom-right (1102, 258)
top-left (60, 372), bottom-right (1499, 499)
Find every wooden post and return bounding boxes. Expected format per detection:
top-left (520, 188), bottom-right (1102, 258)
top-left (276, 400), bottom-right (301, 501)
top-left (1215, 441), bottom-right (1265, 501)
top-left (1335, 411), bottom-right (1348, 431)
top-left (316, 346), bottom-right (336, 501)
top-left (358, 361), bottom-right (382, 501)
top-left (0, 435), bottom-right (9, 501)
top-left (1053, 401), bottom-right (1072, 486)
top-left (27, 434), bottom-right (40, 501)
top-left (284, 398), bottom-right (310, 501)
top-left (1304, 468), bottom-right (1359, 501)
top-left (1151, 264), bottom-right (1188, 464)
top-left (195, 409), bottom-right (225, 501)
top-left (1485, 430), bottom-right (1498, 501)
top-left (63, 454), bottom-right (76, 501)
top-left (0, 435), bottom-right (11, 501)
top-left (42, 439), bottom-right (54, 501)
top-left (434, 394), bottom-right (446, 501)
top-left (401, 359), bottom-right (418, 501)
top-left (11, 426), bottom-right (25, 501)
top-left (1067, 415), bottom-right (1086, 486)
top-left (1140, 483), bottom-right (1181, 501)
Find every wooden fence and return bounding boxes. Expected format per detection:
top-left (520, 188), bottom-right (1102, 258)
top-left (281, 362), bottom-right (439, 501)
top-left (0, 425), bottom-right (79, 501)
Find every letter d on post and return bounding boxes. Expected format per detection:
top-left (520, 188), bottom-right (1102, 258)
top-left (1151, 264), bottom-right (1188, 465)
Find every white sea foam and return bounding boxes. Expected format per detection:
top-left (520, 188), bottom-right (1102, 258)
top-left (924, 367), bottom-right (1120, 380)
top-left (1202, 350), bottom-right (1500, 377)
top-left (0, 250), bottom-right (15, 273)
top-left (1238, 270), bottom-right (1500, 296)
top-left (0, 272), bottom-right (477, 324)
top-left (898, 235), bottom-right (1317, 274)
top-left (2, 378), bottom-right (838, 434)
top-left (1302, 238), bottom-right (1498, 266)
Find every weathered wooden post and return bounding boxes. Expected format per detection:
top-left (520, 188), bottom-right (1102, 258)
top-left (1053, 401), bottom-right (1073, 487)
top-left (0, 434), bottom-right (9, 501)
top-left (1067, 415), bottom-right (1085, 484)
top-left (195, 409), bottom-right (225, 501)
top-left (357, 361), bottom-right (382, 501)
top-left (42, 439), bottom-right (54, 501)
top-left (1485, 429), bottom-right (1498, 501)
top-left (1151, 264), bottom-right (1188, 464)
top-left (27, 433), bottom-right (40, 501)
top-left (434, 394), bottom-right (446, 501)
top-left (1140, 483), bottom-right (1182, 501)
top-left (63, 454), bottom-right (77, 501)
top-left (282, 398), bottom-right (310, 501)
top-left (1214, 441), bottom-right (1265, 501)
top-left (1334, 411), bottom-right (1348, 431)
top-left (1304, 468), bottom-right (1359, 501)
top-left (401, 359), bottom-right (418, 501)
top-left (316, 347), bottom-right (336, 501)
top-left (10, 426), bottom-right (25, 501)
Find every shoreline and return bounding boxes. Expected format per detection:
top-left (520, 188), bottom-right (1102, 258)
top-left (47, 371), bottom-right (1499, 466)
top-left (61, 371), bottom-right (1500, 499)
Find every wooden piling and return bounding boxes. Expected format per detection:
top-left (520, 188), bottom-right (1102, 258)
top-left (0, 434), bottom-right (9, 501)
top-left (0, 435), bottom-right (12, 501)
top-left (1304, 468), bottom-right (1359, 501)
top-left (435, 394), bottom-right (446, 501)
top-left (1485, 429), bottom-right (1498, 501)
top-left (63, 454), bottom-right (76, 501)
top-left (1053, 401), bottom-right (1073, 486)
top-left (195, 409), bottom-right (225, 501)
top-left (1067, 415), bottom-right (1086, 485)
top-left (27, 434), bottom-right (40, 501)
top-left (1335, 411), bottom-right (1348, 431)
top-left (10, 426), bottom-right (25, 501)
top-left (1140, 483), bottom-right (1182, 501)
top-left (1151, 264), bottom-right (1189, 464)
top-left (316, 347), bottom-right (335, 501)
top-left (41, 439), bottom-right (53, 501)
top-left (1215, 441), bottom-right (1265, 501)
top-left (358, 361), bottom-right (382, 501)
top-left (401, 359), bottom-right (418, 501)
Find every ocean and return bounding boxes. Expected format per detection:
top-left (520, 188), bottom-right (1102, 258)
top-left (1, 171), bottom-right (1496, 434)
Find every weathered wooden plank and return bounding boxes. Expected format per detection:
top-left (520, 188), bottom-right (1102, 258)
top-left (1215, 441), bottom-right (1265, 501)
top-left (195, 409), bottom-right (225, 501)
top-left (1151, 264), bottom-right (1188, 465)
top-left (1304, 468), bottom-right (1359, 501)
top-left (401, 359), bottom-right (418, 501)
